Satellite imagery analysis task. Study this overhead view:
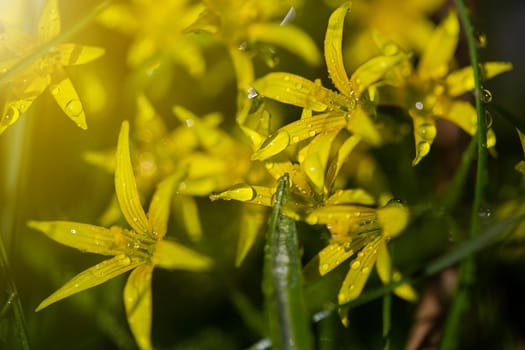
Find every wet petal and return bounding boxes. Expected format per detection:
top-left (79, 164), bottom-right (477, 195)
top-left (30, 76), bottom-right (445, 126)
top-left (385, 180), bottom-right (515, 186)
top-left (306, 205), bottom-right (380, 238)
top-left (36, 255), bottom-right (140, 311)
top-left (253, 72), bottom-right (335, 112)
top-left (350, 53), bottom-right (408, 97)
top-left (325, 2), bottom-right (352, 95)
top-left (38, 0), bottom-right (60, 43)
top-left (115, 121), bottom-right (150, 235)
top-left (27, 220), bottom-right (124, 255)
top-left (49, 67), bottom-right (88, 129)
top-left (418, 11), bottom-right (459, 80)
top-left (409, 110), bottom-right (437, 165)
top-left (124, 264), bottom-right (154, 350)
top-left (252, 112), bottom-right (347, 160)
top-left (445, 62), bottom-right (513, 97)
top-left (248, 23), bottom-right (320, 66)
top-left (57, 44), bottom-right (105, 66)
top-left (338, 236), bottom-right (381, 307)
top-left (153, 240), bottom-right (213, 271)
top-left (210, 184), bottom-right (274, 206)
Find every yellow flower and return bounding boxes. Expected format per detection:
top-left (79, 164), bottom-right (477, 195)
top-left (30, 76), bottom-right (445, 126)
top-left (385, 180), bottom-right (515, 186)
top-left (250, 1), bottom-right (409, 161)
top-left (187, 0), bottom-right (320, 119)
top-left (377, 11), bottom-right (512, 165)
top-left (29, 121), bottom-right (212, 350)
top-left (331, 0), bottom-right (445, 69)
top-left (98, 0), bottom-right (207, 75)
top-left (0, 0), bottom-right (104, 134)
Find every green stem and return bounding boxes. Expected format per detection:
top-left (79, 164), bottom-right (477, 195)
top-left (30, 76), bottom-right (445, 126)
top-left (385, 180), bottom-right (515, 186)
top-left (440, 136), bottom-right (477, 212)
top-left (382, 292), bottom-right (391, 350)
top-left (440, 1), bottom-right (487, 348)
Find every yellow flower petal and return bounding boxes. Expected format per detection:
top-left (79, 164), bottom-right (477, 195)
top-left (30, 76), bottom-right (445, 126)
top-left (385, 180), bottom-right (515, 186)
top-left (229, 47), bottom-right (254, 94)
top-left (97, 4), bottom-right (138, 35)
top-left (252, 112), bottom-right (347, 160)
top-left (57, 44), bottom-right (106, 66)
top-left (375, 240), bottom-right (417, 301)
top-left (325, 134), bottom-right (361, 189)
top-left (49, 67), bottom-right (88, 129)
top-left (445, 62), bottom-right (513, 97)
top-left (38, 0), bottom-right (60, 43)
top-left (325, 2), bottom-right (352, 95)
top-left (124, 264), bottom-right (154, 350)
top-left (440, 100), bottom-right (476, 135)
top-left (346, 104), bottom-right (382, 145)
top-left (236, 204), bottom-right (267, 267)
top-left (299, 130), bottom-right (340, 193)
top-left (36, 255), bottom-right (140, 311)
top-left (176, 194), bottom-right (203, 242)
top-left (27, 220), bottom-right (124, 256)
top-left (418, 11), bottom-right (459, 80)
top-left (210, 184), bottom-right (274, 206)
top-left (306, 205), bottom-right (379, 238)
top-left (326, 189), bottom-right (376, 206)
top-left (376, 201), bottom-right (410, 238)
top-left (350, 53), bottom-right (408, 97)
top-left (253, 72), bottom-right (335, 112)
top-left (153, 240), bottom-right (213, 271)
top-left (148, 172), bottom-right (184, 239)
top-left (338, 236), bottom-right (381, 305)
top-left (409, 110), bottom-right (437, 165)
top-left (248, 23), bottom-right (321, 66)
top-left (115, 121), bottom-right (150, 235)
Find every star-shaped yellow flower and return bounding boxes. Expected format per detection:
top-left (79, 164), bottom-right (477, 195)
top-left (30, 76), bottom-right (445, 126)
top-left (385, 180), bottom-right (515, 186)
top-left (377, 10), bottom-right (512, 165)
top-left (250, 1), bottom-right (409, 161)
top-left (0, 0), bottom-right (104, 134)
top-left (29, 121), bottom-right (212, 350)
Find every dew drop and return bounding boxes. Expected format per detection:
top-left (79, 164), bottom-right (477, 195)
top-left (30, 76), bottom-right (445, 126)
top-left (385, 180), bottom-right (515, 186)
top-left (481, 89), bottom-right (493, 103)
top-left (308, 130), bottom-right (316, 137)
top-left (383, 43), bottom-right (398, 56)
top-left (295, 82), bottom-right (303, 89)
top-left (65, 99), bottom-right (83, 117)
top-left (50, 84), bottom-right (60, 96)
top-left (418, 123), bottom-right (437, 140)
top-left (475, 31), bottom-right (487, 48)
top-left (291, 135), bottom-right (300, 143)
top-left (70, 229), bottom-right (77, 235)
top-left (351, 260), bottom-right (361, 269)
top-left (416, 141), bottom-right (430, 157)
top-left (321, 263), bottom-right (329, 273)
top-left (247, 87), bottom-right (258, 99)
top-left (3, 105), bottom-right (20, 123)
top-left (414, 101), bottom-right (424, 111)
top-left (484, 110), bottom-right (493, 128)
top-left (349, 284), bottom-right (355, 291)
top-left (361, 266), bottom-right (370, 274)
top-left (284, 75), bottom-right (290, 81)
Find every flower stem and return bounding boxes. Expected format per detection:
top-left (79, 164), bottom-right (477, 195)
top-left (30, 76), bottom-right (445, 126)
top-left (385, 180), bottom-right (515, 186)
top-left (440, 0), bottom-right (488, 348)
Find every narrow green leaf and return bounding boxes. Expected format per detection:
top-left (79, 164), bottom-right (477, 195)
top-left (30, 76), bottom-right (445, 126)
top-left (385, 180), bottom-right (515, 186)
top-left (262, 174), bottom-right (314, 350)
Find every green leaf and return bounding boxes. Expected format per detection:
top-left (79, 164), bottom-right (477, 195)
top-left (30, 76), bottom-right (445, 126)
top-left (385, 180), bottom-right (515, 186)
top-left (262, 174), bottom-right (314, 350)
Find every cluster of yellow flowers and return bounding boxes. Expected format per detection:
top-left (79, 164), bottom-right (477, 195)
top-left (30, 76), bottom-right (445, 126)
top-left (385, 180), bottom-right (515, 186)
top-left (0, 0), bottom-right (513, 348)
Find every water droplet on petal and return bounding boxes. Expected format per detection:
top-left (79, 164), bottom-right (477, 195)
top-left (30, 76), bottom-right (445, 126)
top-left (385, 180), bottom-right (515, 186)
top-left (484, 110), bottom-right (493, 128)
top-left (65, 99), bottom-right (83, 117)
top-left (321, 263), bottom-right (329, 273)
top-left (475, 31), bottom-right (487, 48)
top-left (481, 89), bottom-right (492, 103)
top-left (361, 266), bottom-right (370, 274)
top-left (383, 43), bottom-right (399, 56)
top-left (351, 260), bottom-right (361, 269)
top-left (418, 123), bottom-right (437, 140)
top-left (70, 229), bottom-right (77, 235)
top-left (417, 141), bottom-right (430, 157)
top-left (415, 101), bottom-right (424, 111)
top-left (3, 105), bottom-right (20, 123)
top-left (247, 87), bottom-right (258, 99)
top-left (50, 84), bottom-right (60, 95)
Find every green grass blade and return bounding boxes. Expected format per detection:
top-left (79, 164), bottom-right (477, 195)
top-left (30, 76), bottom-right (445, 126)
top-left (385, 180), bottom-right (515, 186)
top-left (262, 174), bottom-right (314, 350)
top-left (0, 235), bottom-right (30, 350)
